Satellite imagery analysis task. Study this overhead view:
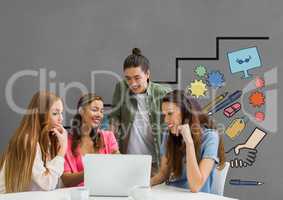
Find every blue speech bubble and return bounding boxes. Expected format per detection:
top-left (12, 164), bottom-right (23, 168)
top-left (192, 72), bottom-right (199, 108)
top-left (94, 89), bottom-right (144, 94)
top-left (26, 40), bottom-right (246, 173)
top-left (227, 47), bottom-right (262, 78)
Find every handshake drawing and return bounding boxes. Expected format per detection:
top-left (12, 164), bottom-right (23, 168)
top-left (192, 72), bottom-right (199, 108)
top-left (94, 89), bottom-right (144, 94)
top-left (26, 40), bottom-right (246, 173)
top-left (225, 127), bottom-right (266, 168)
top-left (226, 146), bottom-right (257, 168)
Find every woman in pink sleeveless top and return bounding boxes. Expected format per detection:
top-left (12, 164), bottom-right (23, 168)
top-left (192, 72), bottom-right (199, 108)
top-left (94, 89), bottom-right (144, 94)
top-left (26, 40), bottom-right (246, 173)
top-left (61, 93), bottom-right (119, 187)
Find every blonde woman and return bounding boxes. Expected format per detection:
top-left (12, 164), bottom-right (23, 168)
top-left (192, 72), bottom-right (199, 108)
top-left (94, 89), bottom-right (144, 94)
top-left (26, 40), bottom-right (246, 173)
top-left (0, 91), bottom-right (67, 193)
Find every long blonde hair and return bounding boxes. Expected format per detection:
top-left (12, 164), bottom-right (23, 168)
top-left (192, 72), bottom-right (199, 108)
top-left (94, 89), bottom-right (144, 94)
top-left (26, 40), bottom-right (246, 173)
top-left (0, 91), bottom-right (61, 193)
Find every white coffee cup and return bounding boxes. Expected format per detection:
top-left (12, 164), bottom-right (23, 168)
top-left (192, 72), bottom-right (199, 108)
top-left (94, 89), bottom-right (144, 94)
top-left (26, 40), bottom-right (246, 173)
top-left (129, 186), bottom-right (153, 200)
top-left (70, 187), bottom-right (89, 200)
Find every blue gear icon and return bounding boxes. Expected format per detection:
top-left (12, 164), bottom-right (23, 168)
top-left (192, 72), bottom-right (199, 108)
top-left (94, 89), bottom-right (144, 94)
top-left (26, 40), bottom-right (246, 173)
top-left (207, 71), bottom-right (225, 88)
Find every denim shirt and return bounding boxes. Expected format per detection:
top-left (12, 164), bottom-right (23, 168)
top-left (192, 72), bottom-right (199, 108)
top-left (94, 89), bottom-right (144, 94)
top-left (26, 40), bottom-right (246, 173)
top-left (160, 128), bottom-right (220, 193)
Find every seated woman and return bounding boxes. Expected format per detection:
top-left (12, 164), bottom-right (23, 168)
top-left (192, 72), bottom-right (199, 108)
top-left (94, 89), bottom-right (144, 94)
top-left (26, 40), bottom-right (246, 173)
top-left (61, 93), bottom-right (119, 187)
top-left (0, 91), bottom-right (68, 193)
top-left (151, 90), bottom-right (225, 193)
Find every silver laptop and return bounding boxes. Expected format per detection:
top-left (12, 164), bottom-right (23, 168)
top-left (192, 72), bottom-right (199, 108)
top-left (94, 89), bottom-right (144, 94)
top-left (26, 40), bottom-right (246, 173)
top-left (84, 154), bottom-right (152, 197)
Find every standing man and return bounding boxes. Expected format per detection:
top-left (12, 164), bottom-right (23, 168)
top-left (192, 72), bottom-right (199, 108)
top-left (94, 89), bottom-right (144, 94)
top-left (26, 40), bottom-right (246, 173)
top-left (110, 48), bottom-right (171, 172)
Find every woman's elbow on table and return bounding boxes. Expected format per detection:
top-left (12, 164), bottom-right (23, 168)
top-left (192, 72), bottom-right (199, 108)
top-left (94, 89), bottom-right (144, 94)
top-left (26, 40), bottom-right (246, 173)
top-left (189, 178), bottom-right (205, 193)
top-left (190, 186), bottom-right (201, 193)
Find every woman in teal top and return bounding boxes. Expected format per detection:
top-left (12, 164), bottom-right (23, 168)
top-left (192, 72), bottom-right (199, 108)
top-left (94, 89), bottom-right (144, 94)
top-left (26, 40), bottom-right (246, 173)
top-left (151, 90), bottom-right (225, 193)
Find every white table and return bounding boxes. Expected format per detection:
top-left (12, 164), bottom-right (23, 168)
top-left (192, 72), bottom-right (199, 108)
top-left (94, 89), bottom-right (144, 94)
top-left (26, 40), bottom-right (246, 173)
top-left (0, 184), bottom-right (237, 200)
top-left (89, 184), bottom-right (237, 200)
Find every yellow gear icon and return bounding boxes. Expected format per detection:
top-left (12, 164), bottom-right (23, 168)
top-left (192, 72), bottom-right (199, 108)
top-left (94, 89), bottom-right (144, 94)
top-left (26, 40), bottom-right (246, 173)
top-left (187, 80), bottom-right (207, 98)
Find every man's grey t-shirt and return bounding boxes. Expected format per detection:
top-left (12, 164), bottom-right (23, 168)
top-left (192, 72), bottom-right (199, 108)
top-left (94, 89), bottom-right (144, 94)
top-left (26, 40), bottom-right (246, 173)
top-left (127, 93), bottom-right (156, 162)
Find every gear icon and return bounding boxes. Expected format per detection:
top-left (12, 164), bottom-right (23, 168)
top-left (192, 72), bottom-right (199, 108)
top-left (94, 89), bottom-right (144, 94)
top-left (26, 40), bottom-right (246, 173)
top-left (255, 111), bottom-right (265, 122)
top-left (207, 71), bottom-right (225, 88)
top-left (194, 65), bottom-right (207, 78)
top-left (187, 80), bottom-right (208, 98)
top-left (249, 91), bottom-right (265, 107)
top-left (255, 77), bottom-right (265, 89)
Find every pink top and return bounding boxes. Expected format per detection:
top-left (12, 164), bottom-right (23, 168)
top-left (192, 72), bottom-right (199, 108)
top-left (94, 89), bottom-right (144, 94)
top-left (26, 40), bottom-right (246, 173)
top-left (64, 130), bottom-right (119, 186)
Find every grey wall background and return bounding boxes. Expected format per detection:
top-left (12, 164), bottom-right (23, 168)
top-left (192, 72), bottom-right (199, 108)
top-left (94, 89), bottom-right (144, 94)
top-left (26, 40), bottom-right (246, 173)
top-left (0, 0), bottom-right (282, 199)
